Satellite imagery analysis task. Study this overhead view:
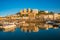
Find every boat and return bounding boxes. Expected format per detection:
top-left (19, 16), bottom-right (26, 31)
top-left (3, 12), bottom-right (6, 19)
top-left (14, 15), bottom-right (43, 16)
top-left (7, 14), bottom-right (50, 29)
top-left (2, 23), bottom-right (16, 32)
top-left (0, 23), bottom-right (3, 31)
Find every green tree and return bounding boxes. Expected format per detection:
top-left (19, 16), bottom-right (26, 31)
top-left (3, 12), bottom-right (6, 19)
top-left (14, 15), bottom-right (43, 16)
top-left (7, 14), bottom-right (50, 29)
top-left (58, 13), bottom-right (60, 14)
top-left (48, 11), bottom-right (54, 14)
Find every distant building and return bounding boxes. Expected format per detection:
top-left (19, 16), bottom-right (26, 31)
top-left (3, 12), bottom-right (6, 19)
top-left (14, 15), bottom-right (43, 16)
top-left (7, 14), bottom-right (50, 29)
top-left (23, 8), bottom-right (27, 13)
top-left (45, 11), bottom-right (48, 13)
top-left (27, 8), bottom-right (31, 13)
top-left (20, 9), bottom-right (28, 15)
top-left (32, 9), bottom-right (38, 13)
top-left (54, 14), bottom-right (58, 20)
top-left (20, 10), bottom-right (23, 14)
top-left (48, 14), bottom-right (54, 20)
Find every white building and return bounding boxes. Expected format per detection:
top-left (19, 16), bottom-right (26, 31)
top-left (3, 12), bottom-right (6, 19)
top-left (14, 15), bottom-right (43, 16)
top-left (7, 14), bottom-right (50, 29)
top-left (32, 9), bottom-right (38, 13)
top-left (45, 11), bottom-right (48, 13)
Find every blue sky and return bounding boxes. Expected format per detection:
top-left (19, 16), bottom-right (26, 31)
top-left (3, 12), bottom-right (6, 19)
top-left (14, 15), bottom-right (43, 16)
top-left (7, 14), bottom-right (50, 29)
top-left (0, 0), bottom-right (60, 16)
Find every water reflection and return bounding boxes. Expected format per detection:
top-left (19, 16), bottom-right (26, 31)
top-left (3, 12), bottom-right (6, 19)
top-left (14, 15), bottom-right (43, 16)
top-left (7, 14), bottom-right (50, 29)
top-left (18, 22), bottom-right (59, 32)
top-left (0, 19), bottom-right (60, 32)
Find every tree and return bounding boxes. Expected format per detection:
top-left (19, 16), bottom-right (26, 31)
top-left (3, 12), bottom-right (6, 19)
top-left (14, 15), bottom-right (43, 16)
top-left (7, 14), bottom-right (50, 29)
top-left (38, 10), bottom-right (47, 15)
top-left (58, 13), bottom-right (60, 14)
top-left (48, 11), bottom-right (54, 14)
top-left (16, 12), bottom-right (21, 17)
top-left (16, 12), bottom-right (20, 15)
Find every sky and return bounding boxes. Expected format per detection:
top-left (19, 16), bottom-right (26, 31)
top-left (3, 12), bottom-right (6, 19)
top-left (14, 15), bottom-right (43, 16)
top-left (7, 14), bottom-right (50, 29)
top-left (0, 0), bottom-right (60, 16)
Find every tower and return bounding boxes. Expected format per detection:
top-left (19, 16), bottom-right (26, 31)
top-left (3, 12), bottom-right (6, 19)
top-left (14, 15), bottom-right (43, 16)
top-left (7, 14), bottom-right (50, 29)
top-left (23, 8), bottom-right (27, 13)
top-left (27, 8), bottom-right (31, 13)
top-left (20, 9), bottom-right (23, 15)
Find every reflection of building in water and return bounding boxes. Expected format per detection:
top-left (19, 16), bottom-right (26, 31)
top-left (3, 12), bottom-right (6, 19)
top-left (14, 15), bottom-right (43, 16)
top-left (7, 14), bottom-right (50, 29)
top-left (20, 26), bottom-right (39, 32)
top-left (19, 22), bottom-right (54, 32)
top-left (20, 23), bottom-right (39, 32)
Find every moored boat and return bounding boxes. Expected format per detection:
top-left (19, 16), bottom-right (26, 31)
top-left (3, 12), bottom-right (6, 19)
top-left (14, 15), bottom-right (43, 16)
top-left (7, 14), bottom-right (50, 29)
top-left (2, 23), bottom-right (16, 32)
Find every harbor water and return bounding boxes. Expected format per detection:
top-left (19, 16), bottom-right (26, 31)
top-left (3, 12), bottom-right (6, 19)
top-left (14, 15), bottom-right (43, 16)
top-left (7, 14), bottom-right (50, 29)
top-left (0, 28), bottom-right (60, 40)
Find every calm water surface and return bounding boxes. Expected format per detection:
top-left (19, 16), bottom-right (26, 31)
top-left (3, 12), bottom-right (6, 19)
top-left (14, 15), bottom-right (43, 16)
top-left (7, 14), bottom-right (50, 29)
top-left (0, 28), bottom-right (60, 40)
